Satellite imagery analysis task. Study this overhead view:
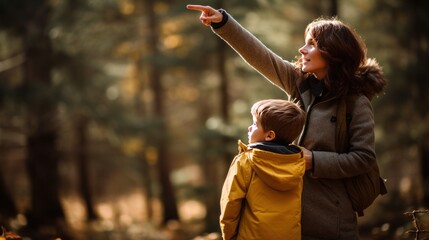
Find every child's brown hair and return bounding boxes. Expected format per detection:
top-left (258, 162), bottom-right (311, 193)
top-left (251, 99), bottom-right (306, 144)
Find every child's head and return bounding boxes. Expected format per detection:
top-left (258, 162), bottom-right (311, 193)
top-left (248, 99), bottom-right (306, 144)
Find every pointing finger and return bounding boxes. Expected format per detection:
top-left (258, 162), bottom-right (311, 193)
top-left (186, 5), bottom-right (208, 11)
top-left (186, 5), bottom-right (214, 15)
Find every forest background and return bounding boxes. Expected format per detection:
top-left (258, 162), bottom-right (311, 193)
top-left (0, 0), bottom-right (428, 239)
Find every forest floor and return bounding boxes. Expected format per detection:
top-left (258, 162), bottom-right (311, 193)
top-left (5, 218), bottom-right (219, 240)
top-left (5, 214), bottom-right (422, 240)
top-left (72, 220), bottom-right (221, 240)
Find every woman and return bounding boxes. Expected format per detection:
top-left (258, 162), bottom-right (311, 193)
top-left (187, 5), bottom-right (386, 240)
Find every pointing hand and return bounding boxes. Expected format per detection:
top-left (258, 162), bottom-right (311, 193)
top-left (186, 5), bottom-right (223, 26)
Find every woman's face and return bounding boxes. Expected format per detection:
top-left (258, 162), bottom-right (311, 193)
top-left (299, 32), bottom-right (328, 79)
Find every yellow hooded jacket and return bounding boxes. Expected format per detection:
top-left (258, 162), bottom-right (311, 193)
top-left (220, 140), bottom-right (305, 240)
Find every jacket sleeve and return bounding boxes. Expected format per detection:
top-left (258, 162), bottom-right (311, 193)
top-left (312, 96), bottom-right (376, 178)
top-left (212, 11), bottom-right (299, 98)
top-left (220, 153), bottom-right (252, 240)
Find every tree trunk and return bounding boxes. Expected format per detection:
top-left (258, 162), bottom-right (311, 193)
top-left (22, 3), bottom-right (70, 240)
top-left (420, 142), bottom-right (429, 206)
top-left (410, 2), bottom-right (429, 208)
top-left (144, 0), bottom-right (179, 224)
top-left (0, 174), bottom-right (17, 228)
top-left (134, 0), bottom-right (155, 221)
top-left (26, 110), bottom-right (64, 224)
top-left (141, 157), bottom-right (154, 220)
top-left (329, 0), bottom-right (338, 17)
top-left (75, 112), bottom-right (98, 221)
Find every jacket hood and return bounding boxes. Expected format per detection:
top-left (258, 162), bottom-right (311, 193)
top-left (238, 140), bottom-right (305, 191)
top-left (353, 58), bottom-right (387, 100)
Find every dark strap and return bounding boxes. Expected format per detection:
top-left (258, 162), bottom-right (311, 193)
top-left (336, 95), bottom-right (356, 153)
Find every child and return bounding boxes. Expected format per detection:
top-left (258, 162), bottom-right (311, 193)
top-left (220, 99), bottom-right (306, 240)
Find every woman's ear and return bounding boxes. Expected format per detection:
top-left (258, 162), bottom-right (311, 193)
top-left (265, 130), bottom-right (276, 141)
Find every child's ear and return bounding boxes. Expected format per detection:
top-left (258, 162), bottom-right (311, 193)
top-left (265, 130), bottom-right (276, 141)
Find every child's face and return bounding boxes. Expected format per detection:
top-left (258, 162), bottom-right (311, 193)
top-left (248, 115), bottom-right (269, 143)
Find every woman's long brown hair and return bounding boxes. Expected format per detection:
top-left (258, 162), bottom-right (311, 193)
top-left (296, 18), bottom-right (367, 98)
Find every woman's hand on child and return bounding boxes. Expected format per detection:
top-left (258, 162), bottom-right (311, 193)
top-left (186, 5), bottom-right (223, 26)
top-left (301, 147), bottom-right (313, 170)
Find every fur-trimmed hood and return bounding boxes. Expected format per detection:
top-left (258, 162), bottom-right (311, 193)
top-left (353, 58), bottom-right (387, 100)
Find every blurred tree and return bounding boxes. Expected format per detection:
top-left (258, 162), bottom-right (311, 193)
top-left (402, 0), bottom-right (429, 208)
top-left (133, 0), bottom-right (155, 221)
top-left (144, 0), bottom-right (179, 224)
top-left (330, 0), bottom-right (338, 16)
top-left (0, 0), bottom-right (70, 239)
top-left (21, 9), bottom-right (69, 240)
top-left (0, 175), bottom-right (17, 228)
top-left (74, 112), bottom-right (98, 221)
top-left (55, 1), bottom-right (98, 223)
top-left (385, 0), bottom-right (429, 206)
top-left (0, 36), bottom-right (20, 229)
